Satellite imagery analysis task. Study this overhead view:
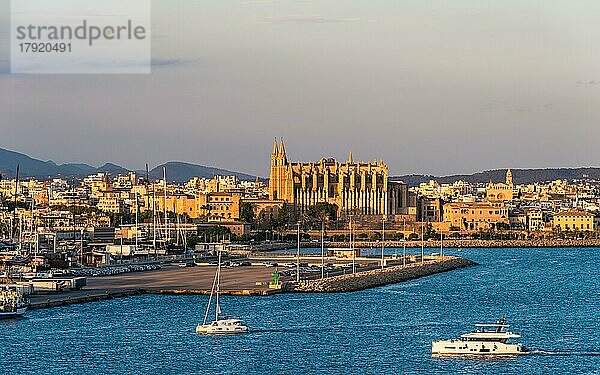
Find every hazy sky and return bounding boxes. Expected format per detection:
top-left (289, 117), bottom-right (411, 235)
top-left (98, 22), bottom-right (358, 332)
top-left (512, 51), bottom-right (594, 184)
top-left (1, 0), bottom-right (600, 177)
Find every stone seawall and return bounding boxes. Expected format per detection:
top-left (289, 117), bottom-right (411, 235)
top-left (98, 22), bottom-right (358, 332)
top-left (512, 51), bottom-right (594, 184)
top-left (287, 256), bottom-right (477, 293)
top-left (329, 238), bottom-right (600, 249)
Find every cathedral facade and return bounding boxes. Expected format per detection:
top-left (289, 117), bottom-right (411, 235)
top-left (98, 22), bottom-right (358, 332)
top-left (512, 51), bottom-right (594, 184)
top-left (486, 169), bottom-right (514, 202)
top-left (268, 139), bottom-right (395, 217)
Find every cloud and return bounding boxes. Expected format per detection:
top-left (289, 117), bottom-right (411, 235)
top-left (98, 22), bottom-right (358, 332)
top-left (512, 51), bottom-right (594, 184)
top-left (151, 58), bottom-right (193, 67)
top-left (576, 80), bottom-right (600, 85)
top-left (253, 14), bottom-right (362, 24)
top-left (483, 99), bottom-right (554, 114)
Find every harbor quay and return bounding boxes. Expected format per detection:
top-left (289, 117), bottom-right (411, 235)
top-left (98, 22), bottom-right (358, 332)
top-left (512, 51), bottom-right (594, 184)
top-left (28, 265), bottom-right (279, 309)
top-left (26, 255), bottom-right (475, 309)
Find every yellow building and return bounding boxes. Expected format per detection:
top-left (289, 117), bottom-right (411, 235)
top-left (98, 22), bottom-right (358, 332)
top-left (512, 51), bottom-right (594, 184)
top-left (552, 211), bottom-right (594, 231)
top-left (97, 194), bottom-right (121, 213)
top-left (200, 192), bottom-right (241, 222)
top-left (269, 139), bottom-right (402, 217)
top-left (486, 169), bottom-right (514, 202)
top-left (150, 194), bottom-right (199, 219)
top-left (443, 201), bottom-right (509, 231)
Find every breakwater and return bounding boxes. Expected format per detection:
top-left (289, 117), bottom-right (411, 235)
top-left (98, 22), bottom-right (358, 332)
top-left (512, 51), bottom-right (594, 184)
top-left (249, 239), bottom-right (600, 254)
top-left (329, 238), bottom-right (600, 249)
top-left (288, 256), bottom-right (477, 293)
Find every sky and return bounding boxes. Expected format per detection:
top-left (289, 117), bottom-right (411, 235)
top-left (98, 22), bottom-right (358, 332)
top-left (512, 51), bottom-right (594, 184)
top-left (1, 0), bottom-right (600, 177)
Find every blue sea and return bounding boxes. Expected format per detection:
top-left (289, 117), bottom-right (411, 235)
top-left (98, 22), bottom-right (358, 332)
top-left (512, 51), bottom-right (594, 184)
top-left (1, 247), bottom-right (599, 374)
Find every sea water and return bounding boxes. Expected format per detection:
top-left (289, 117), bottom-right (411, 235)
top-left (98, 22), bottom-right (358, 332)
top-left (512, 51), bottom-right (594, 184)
top-left (1, 247), bottom-right (599, 374)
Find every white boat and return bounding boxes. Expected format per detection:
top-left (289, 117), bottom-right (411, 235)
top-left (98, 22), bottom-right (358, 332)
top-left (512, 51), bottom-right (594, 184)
top-left (432, 318), bottom-right (528, 356)
top-left (0, 287), bottom-right (30, 319)
top-left (196, 249), bottom-right (248, 335)
top-left (196, 317), bottom-right (248, 335)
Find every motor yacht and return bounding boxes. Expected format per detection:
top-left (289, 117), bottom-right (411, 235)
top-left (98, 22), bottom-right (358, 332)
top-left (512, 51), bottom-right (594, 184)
top-left (432, 318), bottom-right (528, 356)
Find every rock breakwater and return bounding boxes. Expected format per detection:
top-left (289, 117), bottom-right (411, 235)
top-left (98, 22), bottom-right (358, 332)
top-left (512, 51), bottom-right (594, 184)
top-left (288, 256), bottom-right (477, 293)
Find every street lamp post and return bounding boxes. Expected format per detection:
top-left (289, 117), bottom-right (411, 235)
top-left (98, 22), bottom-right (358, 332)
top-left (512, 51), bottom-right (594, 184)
top-left (381, 216), bottom-right (385, 270)
top-left (350, 216), bottom-right (355, 274)
top-left (296, 222), bottom-right (300, 283)
top-left (421, 223), bottom-right (424, 264)
top-left (321, 220), bottom-right (325, 279)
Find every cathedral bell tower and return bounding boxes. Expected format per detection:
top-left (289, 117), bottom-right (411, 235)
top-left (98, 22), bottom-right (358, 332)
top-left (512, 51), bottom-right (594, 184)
top-left (506, 168), bottom-right (513, 186)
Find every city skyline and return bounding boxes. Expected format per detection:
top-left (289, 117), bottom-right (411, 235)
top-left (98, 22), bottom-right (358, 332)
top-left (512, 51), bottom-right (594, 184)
top-left (2, 1), bottom-right (600, 176)
top-left (1, 142), bottom-right (600, 180)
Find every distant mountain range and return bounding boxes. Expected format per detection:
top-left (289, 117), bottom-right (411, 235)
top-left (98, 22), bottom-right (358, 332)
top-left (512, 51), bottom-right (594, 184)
top-left (0, 147), bottom-right (256, 182)
top-left (2, 147), bottom-right (599, 185)
top-left (392, 167), bottom-right (600, 186)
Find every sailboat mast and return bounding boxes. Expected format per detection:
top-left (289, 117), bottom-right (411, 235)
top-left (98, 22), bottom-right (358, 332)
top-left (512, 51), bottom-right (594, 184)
top-left (296, 222), bottom-right (300, 283)
top-left (351, 216), bottom-right (355, 273)
top-left (215, 248), bottom-right (222, 321)
top-left (12, 165), bottom-right (19, 241)
top-left (152, 178), bottom-right (156, 258)
top-left (135, 191), bottom-right (139, 255)
top-left (421, 224), bottom-right (424, 264)
top-left (163, 166), bottom-right (168, 247)
top-left (421, 223), bottom-right (425, 264)
top-left (381, 216), bottom-right (385, 270)
top-left (320, 220), bottom-right (324, 279)
top-left (203, 259), bottom-right (219, 325)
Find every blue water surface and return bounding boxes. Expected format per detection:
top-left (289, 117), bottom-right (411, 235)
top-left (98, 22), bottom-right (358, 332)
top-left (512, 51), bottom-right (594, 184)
top-left (1, 247), bottom-right (599, 374)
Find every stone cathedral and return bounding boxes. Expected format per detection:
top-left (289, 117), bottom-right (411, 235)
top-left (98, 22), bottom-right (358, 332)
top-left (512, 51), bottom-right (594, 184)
top-left (269, 139), bottom-right (401, 217)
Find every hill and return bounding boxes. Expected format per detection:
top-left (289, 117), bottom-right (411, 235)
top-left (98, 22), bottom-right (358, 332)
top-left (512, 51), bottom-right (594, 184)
top-left (392, 167), bottom-right (600, 186)
top-left (0, 147), bottom-right (257, 182)
top-left (148, 162), bottom-right (256, 182)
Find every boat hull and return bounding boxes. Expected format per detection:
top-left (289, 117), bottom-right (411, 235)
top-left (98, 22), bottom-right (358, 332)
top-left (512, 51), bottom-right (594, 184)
top-left (196, 324), bottom-right (248, 335)
top-left (0, 307), bottom-right (27, 319)
top-left (432, 340), bottom-right (527, 356)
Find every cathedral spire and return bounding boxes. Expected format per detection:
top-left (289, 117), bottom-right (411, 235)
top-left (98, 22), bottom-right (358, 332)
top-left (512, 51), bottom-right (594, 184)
top-left (348, 151), bottom-right (353, 164)
top-left (279, 138), bottom-right (286, 157)
top-left (272, 138), bottom-right (279, 155)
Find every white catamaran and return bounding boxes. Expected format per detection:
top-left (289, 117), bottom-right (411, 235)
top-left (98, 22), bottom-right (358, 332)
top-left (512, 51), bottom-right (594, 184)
top-left (196, 249), bottom-right (248, 335)
top-left (432, 318), bottom-right (528, 356)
